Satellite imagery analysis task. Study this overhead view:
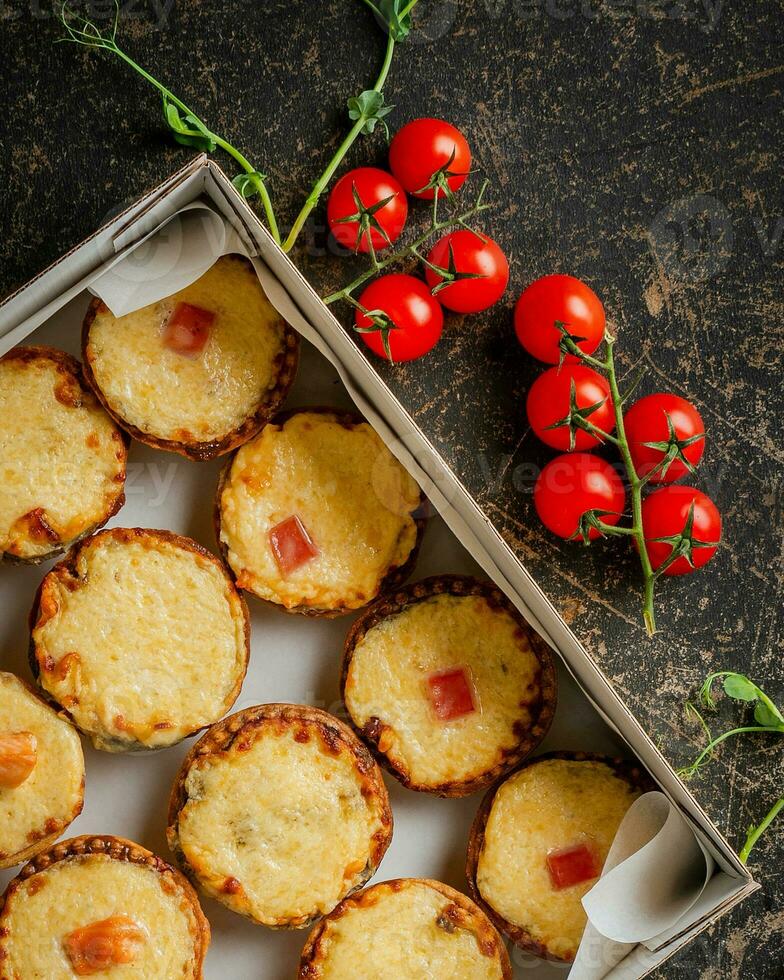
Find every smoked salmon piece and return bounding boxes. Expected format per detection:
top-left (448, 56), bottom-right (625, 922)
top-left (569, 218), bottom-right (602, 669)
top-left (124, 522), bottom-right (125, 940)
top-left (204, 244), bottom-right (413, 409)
top-left (0, 731), bottom-right (37, 788)
top-left (63, 916), bottom-right (146, 975)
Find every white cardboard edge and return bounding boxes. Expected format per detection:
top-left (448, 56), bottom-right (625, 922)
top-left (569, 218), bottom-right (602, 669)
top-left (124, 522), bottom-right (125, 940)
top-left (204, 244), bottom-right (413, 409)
top-left (0, 155), bottom-right (757, 978)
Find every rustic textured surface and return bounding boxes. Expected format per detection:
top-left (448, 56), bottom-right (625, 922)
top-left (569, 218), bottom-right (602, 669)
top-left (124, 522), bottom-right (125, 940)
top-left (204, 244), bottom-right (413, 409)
top-left (1, 1), bottom-right (781, 975)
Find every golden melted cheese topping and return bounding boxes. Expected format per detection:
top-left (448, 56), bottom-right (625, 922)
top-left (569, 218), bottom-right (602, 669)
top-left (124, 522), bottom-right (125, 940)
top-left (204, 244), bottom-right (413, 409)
top-left (173, 722), bottom-right (388, 925)
top-left (0, 348), bottom-right (125, 559)
top-left (306, 880), bottom-right (507, 979)
top-left (85, 256), bottom-right (287, 444)
top-left (344, 593), bottom-right (542, 789)
top-left (0, 854), bottom-right (202, 978)
top-left (32, 530), bottom-right (248, 751)
top-left (0, 673), bottom-right (84, 867)
top-left (476, 758), bottom-right (642, 961)
top-left (218, 411), bottom-right (421, 611)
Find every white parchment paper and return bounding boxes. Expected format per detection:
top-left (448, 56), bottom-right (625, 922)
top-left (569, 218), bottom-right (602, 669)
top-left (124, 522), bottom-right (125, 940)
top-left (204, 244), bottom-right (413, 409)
top-left (571, 792), bottom-right (713, 978)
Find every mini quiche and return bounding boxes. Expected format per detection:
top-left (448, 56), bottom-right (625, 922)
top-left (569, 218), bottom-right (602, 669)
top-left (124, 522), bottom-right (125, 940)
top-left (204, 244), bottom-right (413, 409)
top-left (167, 704), bottom-right (393, 928)
top-left (466, 752), bottom-right (651, 962)
top-left (82, 255), bottom-right (299, 460)
top-left (216, 408), bottom-right (425, 616)
top-left (0, 835), bottom-right (209, 978)
top-left (298, 878), bottom-right (512, 980)
top-left (29, 527), bottom-right (249, 752)
top-left (341, 575), bottom-right (557, 796)
top-left (0, 346), bottom-right (127, 563)
top-left (0, 672), bottom-right (84, 870)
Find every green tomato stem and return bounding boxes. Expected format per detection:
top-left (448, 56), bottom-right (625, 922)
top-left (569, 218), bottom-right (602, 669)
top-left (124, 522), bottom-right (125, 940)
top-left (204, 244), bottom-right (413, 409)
top-left (281, 31), bottom-right (397, 253)
top-left (322, 187), bottom-right (493, 304)
top-left (596, 521), bottom-right (637, 536)
top-left (575, 414), bottom-right (621, 447)
top-left (603, 336), bottom-right (658, 635)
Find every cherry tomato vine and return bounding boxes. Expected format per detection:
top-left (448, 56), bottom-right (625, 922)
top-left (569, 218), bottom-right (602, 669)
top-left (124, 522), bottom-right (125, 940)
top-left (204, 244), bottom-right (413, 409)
top-left (522, 305), bottom-right (719, 635)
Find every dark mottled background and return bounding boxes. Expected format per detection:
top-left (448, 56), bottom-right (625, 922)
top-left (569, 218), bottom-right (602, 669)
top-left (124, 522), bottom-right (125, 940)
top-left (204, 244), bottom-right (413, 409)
top-left (1, 0), bottom-right (782, 975)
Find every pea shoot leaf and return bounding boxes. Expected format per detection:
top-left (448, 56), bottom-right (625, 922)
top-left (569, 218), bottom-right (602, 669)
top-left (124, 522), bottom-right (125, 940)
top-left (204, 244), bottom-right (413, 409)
top-left (162, 95), bottom-right (216, 152)
top-left (722, 674), bottom-right (760, 702)
top-left (381, 0), bottom-right (413, 40)
top-left (754, 700), bottom-right (784, 729)
top-left (232, 172), bottom-right (267, 199)
top-left (716, 673), bottom-right (784, 729)
top-left (347, 90), bottom-right (395, 137)
top-left (361, 0), bottom-right (414, 41)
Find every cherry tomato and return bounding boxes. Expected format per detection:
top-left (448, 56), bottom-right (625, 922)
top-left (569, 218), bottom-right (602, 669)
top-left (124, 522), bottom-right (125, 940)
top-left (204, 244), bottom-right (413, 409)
top-left (327, 167), bottom-right (408, 253)
top-left (354, 274), bottom-right (444, 362)
top-left (534, 453), bottom-right (625, 542)
top-left (424, 230), bottom-right (509, 313)
top-left (389, 118), bottom-right (472, 200)
top-left (641, 486), bottom-right (721, 576)
top-left (624, 393), bottom-right (705, 483)
top-left (526, 365), bottom-right (614, 451)
top-left (514, 274), bottom-right (605, 364)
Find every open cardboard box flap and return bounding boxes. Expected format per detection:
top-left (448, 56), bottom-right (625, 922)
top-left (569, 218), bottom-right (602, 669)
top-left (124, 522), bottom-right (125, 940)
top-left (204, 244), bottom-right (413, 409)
top-left (0, 155), bottom-right (758, 978)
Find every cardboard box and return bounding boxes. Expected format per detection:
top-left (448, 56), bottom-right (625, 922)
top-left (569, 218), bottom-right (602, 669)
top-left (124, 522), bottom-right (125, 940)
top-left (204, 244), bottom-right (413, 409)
top-left (0, 155), bottom-right (758, 977)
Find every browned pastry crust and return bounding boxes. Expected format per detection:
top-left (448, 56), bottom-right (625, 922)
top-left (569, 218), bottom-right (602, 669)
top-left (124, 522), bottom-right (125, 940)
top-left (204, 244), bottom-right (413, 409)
top-left (214, 407), bottom-right (427, 617)
top-left (297, 877), bottom-right (513, 979)
top-left (340, 574), bottom-right (558, 796)
top-left (167, 703), bottom-right (394, 929)
top-left (0, 345), bottom-right (128, 564)
top-left (465, 751), bottom-right (655, 962)
top-left (81, 257), bottom-right (299, 461)
top-left (0, 834), bottom-right (210, 978)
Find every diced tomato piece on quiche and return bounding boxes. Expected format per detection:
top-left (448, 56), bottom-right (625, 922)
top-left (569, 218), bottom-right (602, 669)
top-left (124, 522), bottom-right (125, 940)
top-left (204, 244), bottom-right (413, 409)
top-left (427, 668), bottom-right (476, 721)
top-left (163, 303), bottom-right (215, 356)
top-left (64, 915), bottom-right (146, 975)
top-left (0, 731), bottom-right (37, 789)
top-left (546, 842), bottom-right (601, 890)
top-left (268, 515), bottom-right (319, 576)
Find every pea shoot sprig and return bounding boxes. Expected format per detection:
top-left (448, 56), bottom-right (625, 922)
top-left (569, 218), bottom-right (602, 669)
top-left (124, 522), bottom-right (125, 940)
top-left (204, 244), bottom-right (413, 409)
top-left (680, 671), bottom-right (784, 778)
top-left (680, 671), bottom-right (783, 864)
top-left (739, 797), bottom-right (784, 864)
top-left (57, 0), bottom-right (420, 252)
